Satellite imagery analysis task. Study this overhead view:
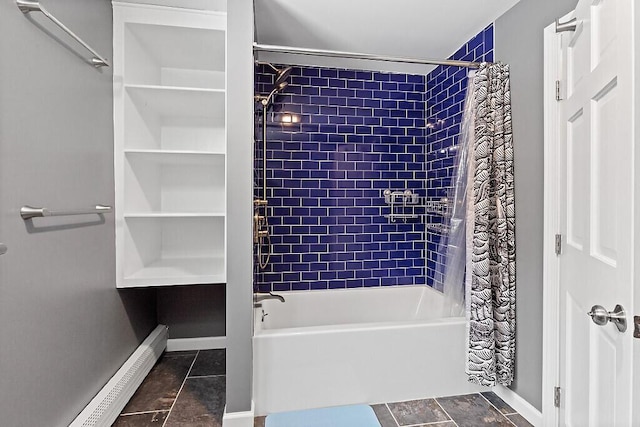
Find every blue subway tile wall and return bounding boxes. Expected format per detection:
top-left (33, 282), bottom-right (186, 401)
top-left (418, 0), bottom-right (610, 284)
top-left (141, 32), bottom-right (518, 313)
top-left (254, 65), bottom-right (427, 292)
top-left (425, 25), bottom-right (494, 290)
top-left (253, 25), bottom-right (493, 293)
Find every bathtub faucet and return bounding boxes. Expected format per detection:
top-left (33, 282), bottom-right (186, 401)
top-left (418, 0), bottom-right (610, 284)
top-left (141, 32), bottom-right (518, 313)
top-left (254, 292), bottom-right (285, 303)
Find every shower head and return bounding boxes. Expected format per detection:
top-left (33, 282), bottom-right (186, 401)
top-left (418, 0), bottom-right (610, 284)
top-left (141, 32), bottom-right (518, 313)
top-left (260, 81), bottom-right (289, 107)
top-left (275, 66), bottom-right (292, 85)
top-left (256, 61), bottom-right (293, 85)
top-left (255, 61), bottom-right (293, 107)
top-left (275, 80), bottom-right (288, 92)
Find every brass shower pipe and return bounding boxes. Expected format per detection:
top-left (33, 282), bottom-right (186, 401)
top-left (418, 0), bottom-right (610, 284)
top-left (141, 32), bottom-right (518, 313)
top-left (254, 63), bottom-right (292, 269)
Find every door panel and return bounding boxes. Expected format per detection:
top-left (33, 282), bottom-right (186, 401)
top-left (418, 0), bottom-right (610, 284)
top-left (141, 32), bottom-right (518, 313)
top-left (592, 0), bottom-right (617, 66)
top-left (590, 79), bottom-right (618, 265)
top-left (590, 327), bottom-right (617, 425)
top-left (565, 295), bottom-right (589, 427)
top-left (566, 109), bottom-right (587, 250)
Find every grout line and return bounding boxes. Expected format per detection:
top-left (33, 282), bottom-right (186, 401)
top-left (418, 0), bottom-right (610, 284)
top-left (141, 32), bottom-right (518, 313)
top-left (402, 421), bottom-right (457, 427)
top-left (384, 402), bottom-right (402, 427)
top-left (120, 410), bottom-right (169, 417)
top-left (478, 393), bottom-right (518, 427)
top-left (187, 374), bottom-right (225, 379)
top-left (503, 414), bottom-right (519, 427)
top-left (433, 397), bottom-right (459, 427)
top-left (162, 350), bottom-right (199, 427)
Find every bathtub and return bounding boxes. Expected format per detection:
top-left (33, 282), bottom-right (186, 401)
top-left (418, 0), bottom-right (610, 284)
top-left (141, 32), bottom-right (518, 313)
top-left (253, 285), bottom-right (483, 416)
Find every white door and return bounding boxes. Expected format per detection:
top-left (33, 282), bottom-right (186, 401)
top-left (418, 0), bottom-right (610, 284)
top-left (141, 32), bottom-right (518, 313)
top-left (556, 0), bottom-right (634, 425)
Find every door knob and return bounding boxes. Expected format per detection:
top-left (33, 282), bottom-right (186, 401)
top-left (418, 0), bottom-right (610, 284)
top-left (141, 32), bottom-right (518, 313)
top-left (588, 304), bottom-right (627, 332)
top-left (0, 243), bottom-right (6, 255)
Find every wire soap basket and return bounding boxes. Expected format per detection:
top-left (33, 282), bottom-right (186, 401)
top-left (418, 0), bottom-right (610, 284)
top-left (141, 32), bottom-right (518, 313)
top-left (383, 189), bottom-right (420, 223)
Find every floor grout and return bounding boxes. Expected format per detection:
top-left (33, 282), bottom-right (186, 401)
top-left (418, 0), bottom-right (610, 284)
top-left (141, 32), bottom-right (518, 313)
top-left (119, 409), bottom-right (169, 417)
top-left (504, 414), bottom-right (520, 427)
top-left (187, 374), bottom-right (225, 379)
top-left (384, 402), bottom-right (402, 427)
top-left (161, 350), bottom-right (199, 427)
top-left (477, 393), bottom-right (518, 427)
top-left (433, 396), bottom-right (459, 427)
top-left (402, 421), bottom-right (457, 427)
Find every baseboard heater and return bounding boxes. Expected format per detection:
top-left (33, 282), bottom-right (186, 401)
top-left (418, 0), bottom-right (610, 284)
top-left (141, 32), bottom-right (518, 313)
top-left (69, 324), bottom-right (168, 427)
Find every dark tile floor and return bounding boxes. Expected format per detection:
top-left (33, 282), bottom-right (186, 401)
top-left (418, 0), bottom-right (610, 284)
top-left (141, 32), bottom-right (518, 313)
top-left (113, 350), bottom-right (226, 427)
top-left (254, 392), bottom-right (532, 427)
top-left (115, 350), bottom-right (533, 427)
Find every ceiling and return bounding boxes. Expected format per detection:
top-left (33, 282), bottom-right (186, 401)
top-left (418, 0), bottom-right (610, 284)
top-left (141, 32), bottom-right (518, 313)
top-left (254, 0), bottom-right (521, 74)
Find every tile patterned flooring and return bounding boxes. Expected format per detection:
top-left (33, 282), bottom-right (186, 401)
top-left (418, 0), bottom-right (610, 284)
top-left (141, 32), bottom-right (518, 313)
top-left (113, 350), bottom-right (225, 427)
top-left (254, 393), bottom-right (532, 427)
top-left (114, 350), bottom-right (533, 427)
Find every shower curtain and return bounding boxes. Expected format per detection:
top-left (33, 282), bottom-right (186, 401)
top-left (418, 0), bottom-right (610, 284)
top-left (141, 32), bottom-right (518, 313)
top-left (437, 74), bottom-right (476, 319)
top-left (439, 63), bottom-right (516, 387)
top-left (466, 62), bottom-right (516, 387)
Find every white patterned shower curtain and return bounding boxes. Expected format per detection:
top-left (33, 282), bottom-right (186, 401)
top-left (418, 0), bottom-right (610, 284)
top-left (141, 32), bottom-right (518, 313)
top-left (465, 62), bottom-right (516, 387)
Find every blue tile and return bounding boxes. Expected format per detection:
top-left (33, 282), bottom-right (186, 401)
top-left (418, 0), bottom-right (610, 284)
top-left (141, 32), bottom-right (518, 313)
top-left (328, 280), bottom-right (346, 289)
top-left (329, 78), bottom-right (347, 88)
top-left (310, 281), bottom-right (328, 290)
top-left (302, 68), bottom-right (320, 77)
top-left (255, 35), bottom-right (488, 292)
top-left (346, 279), bottom-right (364, 288)
top-left (338, 70), bottom-right (357, 79)
top-left (364, 278), bottom-right (381, 287)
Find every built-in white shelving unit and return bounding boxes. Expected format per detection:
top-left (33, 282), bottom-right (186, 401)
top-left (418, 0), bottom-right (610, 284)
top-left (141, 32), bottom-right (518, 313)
top-left (113, 2), bottom-right (226, 287)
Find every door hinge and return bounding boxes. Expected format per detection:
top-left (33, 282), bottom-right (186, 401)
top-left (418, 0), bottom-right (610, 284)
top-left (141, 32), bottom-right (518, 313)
top-left (556, 80), bottom-right (563, 101)
top-left (554, 386), bottom-right (562, 408)
top-left (555, 234), bottom-right (562, 255)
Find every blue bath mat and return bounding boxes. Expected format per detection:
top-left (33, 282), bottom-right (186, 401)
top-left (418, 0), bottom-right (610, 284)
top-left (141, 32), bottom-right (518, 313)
top-left (265, 405), bottom-right (381, 427)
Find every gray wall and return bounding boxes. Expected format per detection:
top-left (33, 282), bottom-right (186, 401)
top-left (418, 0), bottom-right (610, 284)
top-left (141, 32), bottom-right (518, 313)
top-left (494, 0), bottom-right (577, 411)
top-left (158, 285), bottom-right (225, 338)
top-left (0, 1), bottom-right (157, 426)
top-left (226, 0), bottom-right (255, 415)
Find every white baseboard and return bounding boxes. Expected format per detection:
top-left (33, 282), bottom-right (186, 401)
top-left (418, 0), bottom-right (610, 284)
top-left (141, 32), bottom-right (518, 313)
top-left (166, 335), bottom-right (226, 352)
top-left (492, 384), bottom-right (542, 427)
top-left (222, 401), bottom-right (255, 427)
top-left (69, 325), bottom-right (168, 427)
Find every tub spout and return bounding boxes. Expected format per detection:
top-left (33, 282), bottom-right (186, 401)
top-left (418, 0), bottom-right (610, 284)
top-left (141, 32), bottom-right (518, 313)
top-left (254, 292), bottom-right (285, 303)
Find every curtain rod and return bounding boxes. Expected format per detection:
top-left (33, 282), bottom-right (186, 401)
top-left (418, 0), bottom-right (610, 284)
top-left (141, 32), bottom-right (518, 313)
top-left (253, 43), bottom-right (484, 69)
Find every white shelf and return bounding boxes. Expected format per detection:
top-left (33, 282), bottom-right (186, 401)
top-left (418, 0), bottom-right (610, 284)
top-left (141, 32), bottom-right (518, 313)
top-left (124, 212), bottom-right (225, 218)
top-left (122, 256), bottom-right (225, 287)
top-left (124, 149), bottom-right (225, 156)
top-left (114, 3), bottom-right (227, 288)
top-left (124, 21), bottom-right (225, 90)
top-left (124, 85), bottom-right (225, 152)
top-left (126, 85), bottom-right (225, 118)
top-left (124, 154), bottom-right (225, 214)
top-left (125, 149), bottom-right (225, 165)
top-left (121, 216), bottom-right (225, 287)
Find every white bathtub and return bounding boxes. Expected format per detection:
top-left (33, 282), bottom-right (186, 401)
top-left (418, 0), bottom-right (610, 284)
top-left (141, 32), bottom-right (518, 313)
top-left (253, 285), bottom-right (482, 416)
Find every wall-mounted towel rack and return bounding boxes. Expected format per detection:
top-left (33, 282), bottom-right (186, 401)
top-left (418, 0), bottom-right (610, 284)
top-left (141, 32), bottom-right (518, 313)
top-left (16, 0), bottom-right (110, 68)
top-left (21, 205), bottom-right (112, 220)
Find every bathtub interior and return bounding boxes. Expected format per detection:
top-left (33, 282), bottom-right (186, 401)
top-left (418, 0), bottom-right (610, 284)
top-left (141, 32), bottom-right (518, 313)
top-left (255, 284), bottom-right (452, 331)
